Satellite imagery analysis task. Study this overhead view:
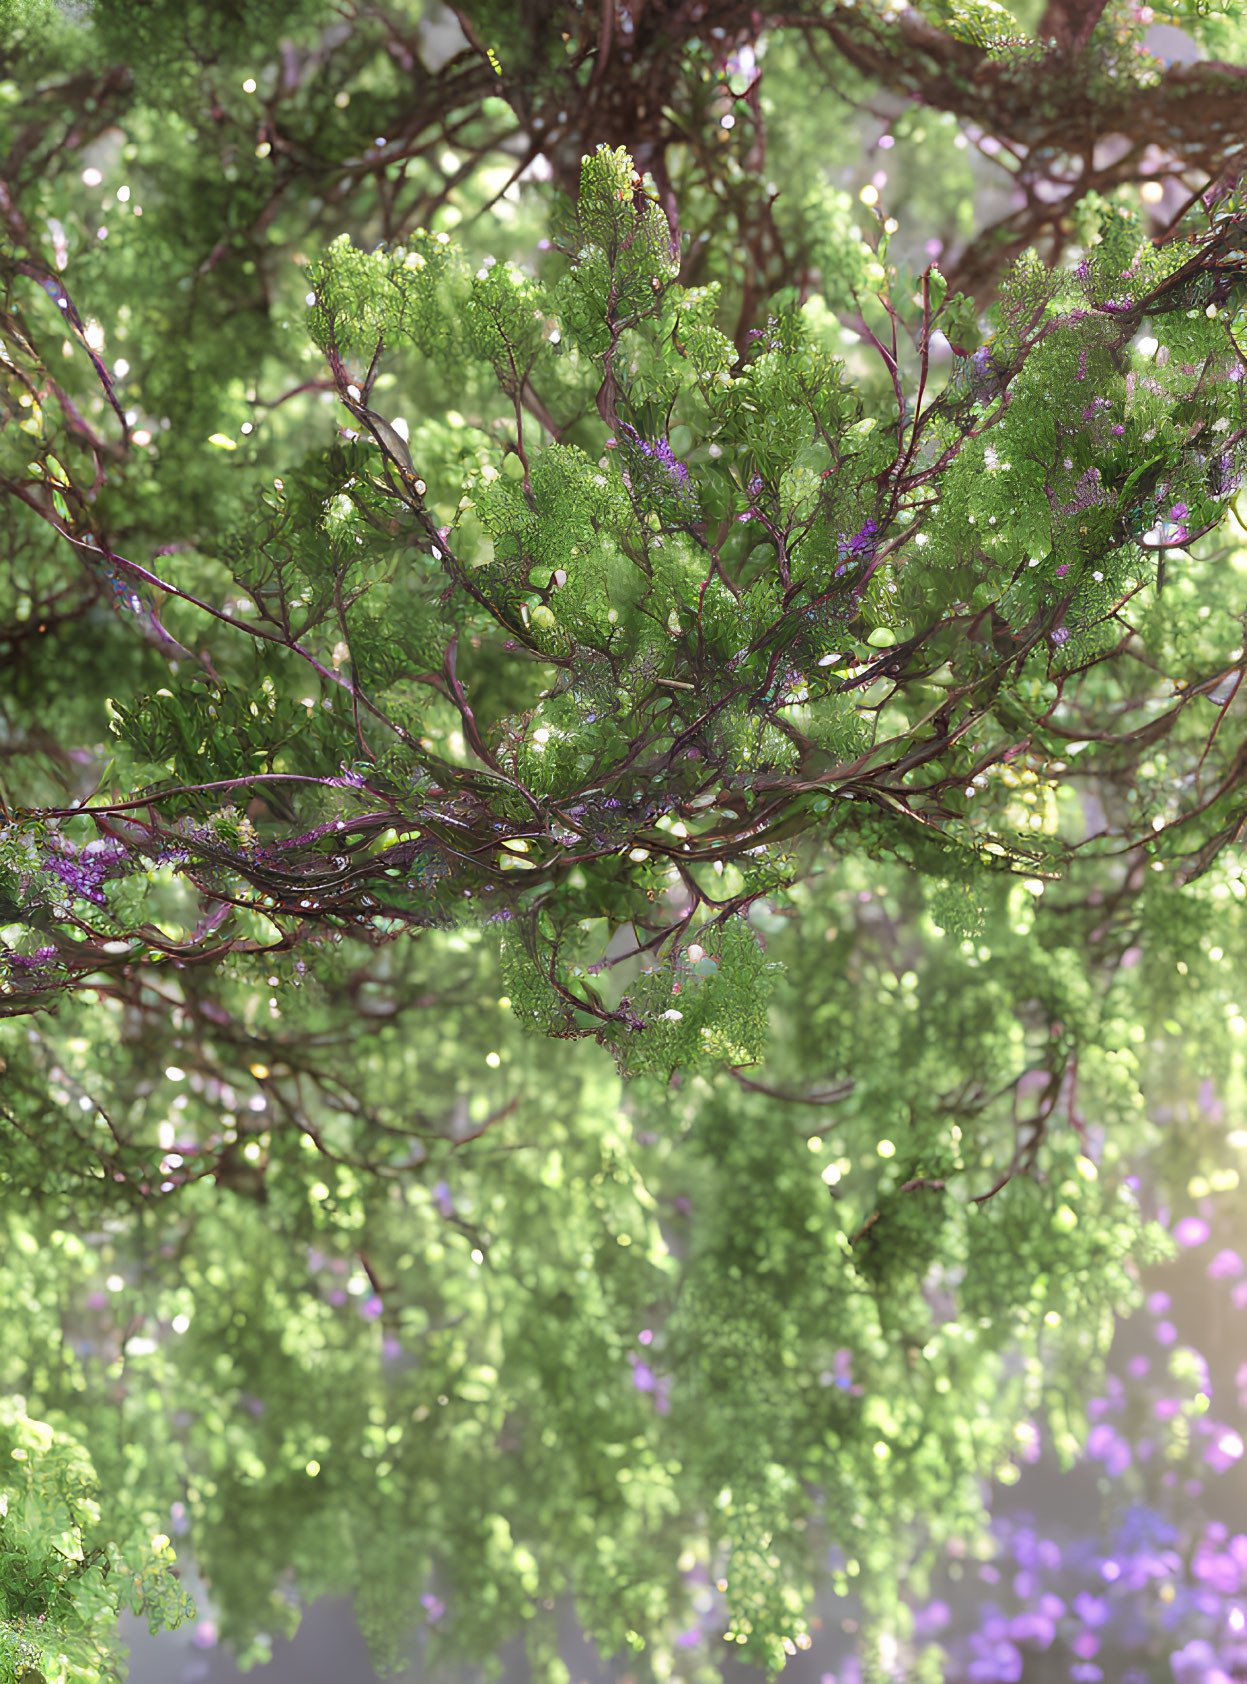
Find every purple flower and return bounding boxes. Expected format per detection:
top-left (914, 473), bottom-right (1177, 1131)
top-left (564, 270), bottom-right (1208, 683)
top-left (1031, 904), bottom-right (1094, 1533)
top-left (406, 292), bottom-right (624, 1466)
top-left (421, 1594), bottom-right (445, 1623)
top-left (1073, 1593), bottom-right (1110, 1628)
top-left (913, 1600), bottom-right (951, 1639)
top-left (5, 946), bottom-right (57, 972)
top-left (631, 1358), bottom-right (657, 1393)
top-left (1170, 1637), bottom-right (1231, 1684)
top-left (1193, 1548), bottom-right (1241, 1593)
top-left (966, 1633), bottom-right (1022, 1682)
top-left (1008, 1611), bottom-right (1055, 1647)
top-left (1086, 1424), bottom-right (1131, 1476)
top-left (42, 840), bottom-right (127, 906)
top-left (1209, 453), bottom-right (1243, 499)
top-left (1205, 1430), bottom-right (1245, 1474)
top-left (839, 518), bottom-right (878, 563)
top-left (361, 1295), bottom-right (384, 1321)
top-left (654, 437), bottom-right (690, 486)
top-left (1175, 1215), bottom-right (1211, 1247)
top-left (619, 422), bottom-right (695, 504)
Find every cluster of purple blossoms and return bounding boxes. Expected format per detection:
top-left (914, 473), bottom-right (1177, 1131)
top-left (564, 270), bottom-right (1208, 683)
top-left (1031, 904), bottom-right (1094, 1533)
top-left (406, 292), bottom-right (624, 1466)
top-left (1055, 464), bottom-right (1110, 522)
top-left (836, 518), bottom-right (878, 576)
top-left (617, 422), bottom-right (697, 510)
top-left (649, 436), bottom-right (690, 488)
top-left (42, 839), bottom-right (127, 906)
top-left (842, 517), bottom-right (877, 557)
top-left (1209, 452), bottom-right (1244, 500)
top-left (3, 945), bottom-right (58, 974)
top-left (916, 1198), bottom-right (1247, 1684)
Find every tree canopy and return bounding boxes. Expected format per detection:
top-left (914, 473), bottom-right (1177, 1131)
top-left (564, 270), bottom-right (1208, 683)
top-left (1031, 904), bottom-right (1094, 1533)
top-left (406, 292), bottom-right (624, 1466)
top-left (4, 2), bottom-right (1247, 1682)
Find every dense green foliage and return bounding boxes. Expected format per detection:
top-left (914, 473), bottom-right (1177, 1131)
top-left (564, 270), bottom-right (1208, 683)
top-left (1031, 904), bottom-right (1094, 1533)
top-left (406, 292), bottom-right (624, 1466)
top-left (1, 867), bottom-right (1220, 1682)
top-left (6, 139), bottom-right (1247, 1070)
top-left (0, 1399), bottom-right (189, 1684)
top-left (5, 1), bottom-right (1247, 1681)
